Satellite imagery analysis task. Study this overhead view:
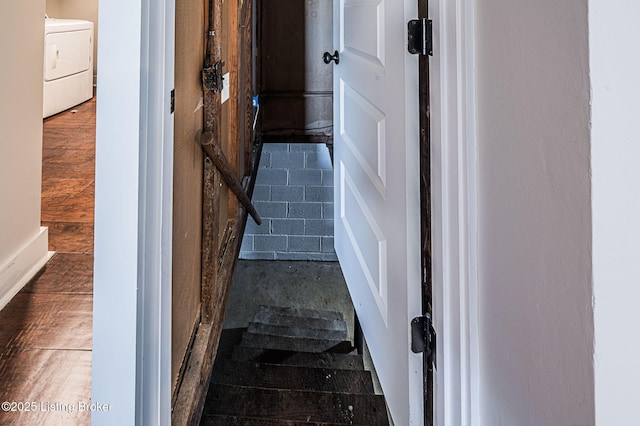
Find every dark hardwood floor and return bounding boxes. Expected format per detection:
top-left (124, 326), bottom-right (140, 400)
top-left (41, 99), bottom-right (96, 253)
top-left (0, 98), bottom-right (95, 425)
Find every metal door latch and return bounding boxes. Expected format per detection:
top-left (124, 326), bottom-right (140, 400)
top-left (202, 61), bottom-right (224, 93)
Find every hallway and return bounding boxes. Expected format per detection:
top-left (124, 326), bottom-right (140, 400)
top-left (0, 98), bottom-right (95, 424)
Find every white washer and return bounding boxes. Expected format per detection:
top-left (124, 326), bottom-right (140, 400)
top-left (43, 18), bottom-right (94, 118)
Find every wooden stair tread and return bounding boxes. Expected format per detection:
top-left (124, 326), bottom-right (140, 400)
top-left (255, 305), bottom-right (344, 322)
top-left (216, 328), bottom-right (246, 361)
top-left (240, 332), bottom-right (353, 353)
top-left (202, 307), bottom-right (388, 425)
top-left (248, 322), bottom-right (348, 341)
top-left (200, 414), bottom-right (348, 425)
top-left (203, 384), bottom-right (389, 425)
top-left (231, 347), bottom-right (365, 370)
top-left (211, 360), bottom-right (374, 394)
top-left (253, 309), bottom-right (348, 332)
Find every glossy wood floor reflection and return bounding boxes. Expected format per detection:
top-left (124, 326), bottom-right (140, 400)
top-left (41, 98), bottom-right (96, 253)
top-left (0, 98), bottom-right (95, 425)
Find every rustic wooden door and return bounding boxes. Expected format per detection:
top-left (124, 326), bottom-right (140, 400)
top-left (332, 0), bottom-right (423, 423)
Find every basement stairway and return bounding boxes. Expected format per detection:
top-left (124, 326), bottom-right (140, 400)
top-left (201, 305), bottom-right (390, 425)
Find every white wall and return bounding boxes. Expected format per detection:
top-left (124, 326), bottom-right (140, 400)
top-left (589, 2), bottom-right (640, 425)
top-left (475, 0), bottom-right (594, 424)
top-left (0, 1), bottom-right (49, 309)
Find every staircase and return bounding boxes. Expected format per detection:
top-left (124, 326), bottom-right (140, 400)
top-left (201, 305), bottom-right (390, 425)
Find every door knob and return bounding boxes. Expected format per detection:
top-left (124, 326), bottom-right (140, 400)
top-left (323, 50), bottom-right (340, 65)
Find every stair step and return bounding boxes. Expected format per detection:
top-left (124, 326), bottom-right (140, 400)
top-left (211, 360), bottom-right (374, 394)
top-left (240, 332), bottom-right (353, 353)
top-left (231, 347), bottom-right (365, 370)
top-left (216, 328), bottom-right (246, 360)
top-left (201, 415), bottom-right (346, 425)
top-left (253, 308), bottom-right (348, 332)
top-left (203, 384), bottom-right (389, 425)
top-left (248, 322), bottom-right (348, 341)
top-left (255, 305), bottom-right (344, 322)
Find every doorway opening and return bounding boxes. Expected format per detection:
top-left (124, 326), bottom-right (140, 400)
top-left (41, 1), bottom-right (98, 253)
top-left (0, 6), bottom-right (98, 419)
top-left (257, 0), bottom-right (334, 146)
top-left (194, 0), bottom-right (393, 420)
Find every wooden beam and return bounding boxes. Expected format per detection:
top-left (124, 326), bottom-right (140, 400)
top-left (201, 0), bottom-right (223, 326)
top-left (227, 0), bottom-right (240, 218)
top-left (261, 134), bottom-right (333, 144)
top-left (242, 0), bottom-right (254, 173)
top-left (201, 158), bottom-right (221, 325)
top-left (201, 131), bottom-right (262, 225)
top-left (171, 321), bottom-right (217, 425)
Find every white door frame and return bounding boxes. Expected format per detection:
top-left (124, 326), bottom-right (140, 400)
top-left (429, 0), bottom-right (479, 425)
top-left (92, 0), bottom-right (174, 423)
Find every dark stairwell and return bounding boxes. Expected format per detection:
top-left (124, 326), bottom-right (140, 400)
top-left (201, 304), bottom-right (389, 425)
top-left (199, 149), bottom-right (391, 423)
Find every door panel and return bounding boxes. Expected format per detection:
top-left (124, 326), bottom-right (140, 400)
top-left (341, 81), bottom-right (386, 193)
top-left (343, 0), bottom-right (384, 68)
top-left (340, 161), bottom-right (388, 321)
top-left (333, 0), bottom-right (422, 423)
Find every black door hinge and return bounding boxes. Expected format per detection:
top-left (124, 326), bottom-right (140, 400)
top-left (170, 89), bottom-right (175, 113)
top-left (411, 313), bottom-right (437, 368)
top-left (408, 19), bottom-right (433, 56)
top-left (202, 61), bottom-right (224, 93)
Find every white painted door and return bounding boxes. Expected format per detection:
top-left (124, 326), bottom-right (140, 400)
top-left (332, 0), bottom-right (423, 424)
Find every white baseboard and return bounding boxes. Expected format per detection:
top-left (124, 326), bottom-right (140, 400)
top-left (0, 227), bottom-right (53, 311)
